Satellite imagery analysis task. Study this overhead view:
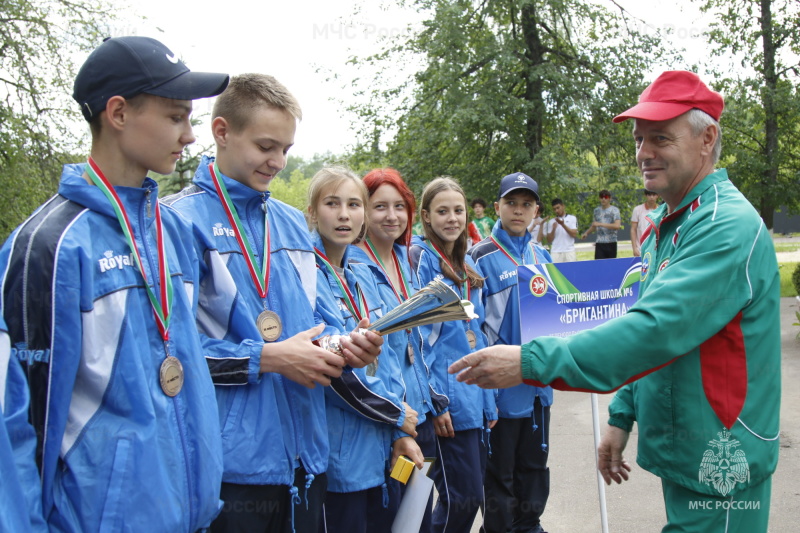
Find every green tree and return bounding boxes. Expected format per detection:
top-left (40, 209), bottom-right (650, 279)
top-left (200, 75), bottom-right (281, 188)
top-left (343, 0), bottom-right (677, 206)
top-left (269, 169), bottom-right (313, 212)
top-left (156, 116), bottom-right (212, 196)
top-left (280, 152), bottom-right (337, 180)
top-left (0, 0), bottom-right (113, 240)
top-left (700, 0), bottom-right (800, 228)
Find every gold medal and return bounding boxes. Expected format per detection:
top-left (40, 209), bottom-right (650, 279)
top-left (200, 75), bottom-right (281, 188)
top-left (466, 330), bottom-right (477, 350)
top-left (257, 310), bottom-right (282, 342)
top-left (160, 356), bottom-right (184, 397)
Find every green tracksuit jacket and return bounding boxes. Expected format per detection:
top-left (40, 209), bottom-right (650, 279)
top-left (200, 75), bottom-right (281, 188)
top-left (520, 168), bottom-right (780, 497)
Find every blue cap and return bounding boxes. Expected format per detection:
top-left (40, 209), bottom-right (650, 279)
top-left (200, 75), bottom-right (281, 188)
top-left (497, 172), bottom-right (539, 201)
top-left (73, 36), bottom-right (230, 121)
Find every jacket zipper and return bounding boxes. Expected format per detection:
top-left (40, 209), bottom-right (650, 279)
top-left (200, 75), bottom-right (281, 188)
top-left (141, 187), bottom-right (196, 527)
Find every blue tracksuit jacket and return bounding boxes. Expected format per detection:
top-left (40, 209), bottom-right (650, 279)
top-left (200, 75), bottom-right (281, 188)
top-left (468, 222), bottom-right (554, 417)
top-left (0, 163), bottom-right (224, 531)
top-left (313, 235), bottom-right (410, 492)
top-left (1, 319), bottom-right (46, 532)
top-left (410, 237), bottom-right (496, 430)
top-left (348, 244), bottom-right (448, 424)
top-left (164, 155), bottom-right (339, 486)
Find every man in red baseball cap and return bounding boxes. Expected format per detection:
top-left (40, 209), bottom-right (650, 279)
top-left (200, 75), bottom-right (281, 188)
top-left (613, 70), bottom-right (725, 212)
top-left (449, 70), bottom-right (780, 532)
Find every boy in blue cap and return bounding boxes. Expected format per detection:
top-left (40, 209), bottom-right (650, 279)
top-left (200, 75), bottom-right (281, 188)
top-left (468, 172), bottom-right (553, 533)
top-left (0, 36), bottom-right (229, 531)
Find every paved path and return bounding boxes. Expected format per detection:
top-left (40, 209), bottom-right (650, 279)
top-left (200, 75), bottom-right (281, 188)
top-left (470, 297), bottom-right (800, 532)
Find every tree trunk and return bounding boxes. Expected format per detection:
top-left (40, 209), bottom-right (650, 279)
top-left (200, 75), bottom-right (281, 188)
top-left (521, 3), bottom-right (545, 161)
top-left (759, 0), bottom-right (777, 229)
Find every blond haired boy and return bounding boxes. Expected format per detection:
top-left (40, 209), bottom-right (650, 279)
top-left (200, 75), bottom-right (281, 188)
top-left (165, 73), bottom-right (381, 532)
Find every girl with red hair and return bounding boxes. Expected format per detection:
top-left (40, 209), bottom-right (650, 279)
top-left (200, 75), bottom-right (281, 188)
top-left (354, 168), bottom-right (446, 532)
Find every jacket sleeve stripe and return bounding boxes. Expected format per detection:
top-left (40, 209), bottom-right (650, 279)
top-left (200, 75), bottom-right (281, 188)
top-left (329, 372), bottom-right (403, 424)
top-left (1, 196), bottom-right (86, 469)
top-left (204, 357), bottom-right (250, 385)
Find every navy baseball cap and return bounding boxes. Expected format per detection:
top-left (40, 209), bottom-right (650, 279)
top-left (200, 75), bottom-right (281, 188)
top-left (497, 172), bottom-right (539, 201)
top-left (73, 36), bottom-right (230, 121)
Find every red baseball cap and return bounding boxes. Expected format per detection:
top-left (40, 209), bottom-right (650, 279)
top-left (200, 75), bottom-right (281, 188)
top-left (612, 71), bottom-right (724, 123)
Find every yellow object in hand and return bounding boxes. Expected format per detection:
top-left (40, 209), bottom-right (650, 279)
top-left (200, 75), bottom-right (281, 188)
top-left (390, 456), bottom-right (416, 484)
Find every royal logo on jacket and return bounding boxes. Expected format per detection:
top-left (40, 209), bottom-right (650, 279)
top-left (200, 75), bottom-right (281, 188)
top-left (12, 342), bottom-right (51, 364)
top-left (98, 250), bottom-right (135, 273)
top-left (212, 222), bottom-right (236, 238)
top-left (499, 269), bottom-right (517, 282)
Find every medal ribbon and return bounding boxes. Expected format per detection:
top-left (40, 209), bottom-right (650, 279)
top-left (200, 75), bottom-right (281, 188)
top-left (363, 237), bottom-right (411, 304)
top-left (209, 163), bottom-right (270, 299)
top-left (489, 236), bottom-right (539, 266)
top-left (424, 241), bottom-right (470, 300)
top-left (314, 247), bottom-right (369, 321)
top-left (85, 158), bottom-right (173, 340)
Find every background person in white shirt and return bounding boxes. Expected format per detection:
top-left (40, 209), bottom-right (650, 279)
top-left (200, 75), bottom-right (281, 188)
top-left (527, 201), bottom-right (546, 245)
top-left (629, 190), bottom-right (660, 256)
top-left (545, 198), bottom-right (578, 262)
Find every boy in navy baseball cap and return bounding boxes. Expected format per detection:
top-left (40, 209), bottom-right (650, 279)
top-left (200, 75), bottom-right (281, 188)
top-left (0, 37), bottom-right (229, 531)
top-left (468, 169), bottom-right (554, 533)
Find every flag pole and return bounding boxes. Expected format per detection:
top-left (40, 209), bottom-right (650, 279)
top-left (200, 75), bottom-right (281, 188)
top-left (591, 393), bottom-right (610, 533)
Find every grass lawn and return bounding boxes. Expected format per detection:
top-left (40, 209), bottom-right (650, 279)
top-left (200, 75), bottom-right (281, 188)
top-left (775, 243), bottom-right (800, 253)
top-left (779, 262), bottom-right (798, 297)
top-left (573, 244), bottom-right (798, 297)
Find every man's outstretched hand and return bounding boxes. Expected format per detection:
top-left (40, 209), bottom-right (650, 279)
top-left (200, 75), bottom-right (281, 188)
top-left (448, 345), bottom-right (523, 389)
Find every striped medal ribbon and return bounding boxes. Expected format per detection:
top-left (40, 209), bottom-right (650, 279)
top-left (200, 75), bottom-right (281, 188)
top-left (85, 158), bottom-right (182, 396)
top-left (208, 163), bottom-right (281, 342)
